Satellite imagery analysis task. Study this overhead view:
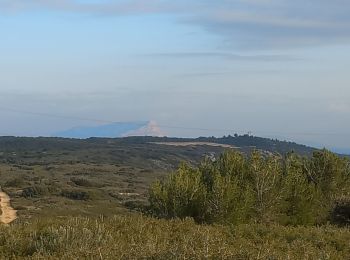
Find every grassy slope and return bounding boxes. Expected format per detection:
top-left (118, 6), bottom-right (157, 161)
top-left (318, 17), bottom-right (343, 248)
top-left (0, 135), bottom-right (324, 220)
top-left (0, 137), bottom-right (230, 220)
top-left (0, 215), bottom-right (349, 259)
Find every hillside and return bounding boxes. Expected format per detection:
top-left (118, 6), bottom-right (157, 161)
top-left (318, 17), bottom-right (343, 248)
top-left (0, 134), bottom-right (317, 160)
top-left (0, 135), bottom-right (316, 220)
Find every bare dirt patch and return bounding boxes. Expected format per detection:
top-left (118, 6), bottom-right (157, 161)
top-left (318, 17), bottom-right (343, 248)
top-left (152, 142), bottom-right (236, 149)
top-left (0, 191), bottom-right (17, 224)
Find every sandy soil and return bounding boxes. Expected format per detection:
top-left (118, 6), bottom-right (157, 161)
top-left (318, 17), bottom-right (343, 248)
top-left (152, 142), bottom-right (236, 149)
top-left (0, 191), bottom-right (17, 224)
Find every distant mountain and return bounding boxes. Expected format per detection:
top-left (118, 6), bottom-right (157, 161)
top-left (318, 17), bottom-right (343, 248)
top-left (54, 121), bottom-right (164, 139)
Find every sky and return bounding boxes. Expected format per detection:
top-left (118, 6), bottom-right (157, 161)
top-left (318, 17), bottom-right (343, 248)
top-left (1, 0), bottom-right (350, 152)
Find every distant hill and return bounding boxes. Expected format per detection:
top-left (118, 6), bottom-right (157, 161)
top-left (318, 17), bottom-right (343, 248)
top-left (54, 121), bottom-right (164, 139)
top-left (0, 135), bottom-right (318, 163)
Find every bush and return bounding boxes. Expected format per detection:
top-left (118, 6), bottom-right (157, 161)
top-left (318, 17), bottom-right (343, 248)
top-left (5, 177), bottom-right (25, 187)
top-left (61, 190), bottom-right (90, 200)
top-left (331, 197), bottom-right (350, 226)
top-left (22, 186), bottom-right (47, 198)
top-left (70, 177), bottom-right (103, 188)
top-left (70, 177), bottom-right (93, 187)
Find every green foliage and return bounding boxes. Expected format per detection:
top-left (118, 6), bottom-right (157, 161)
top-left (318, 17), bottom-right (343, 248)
top-left (149, 163), bottom-right (207, 222)
top-left (22, 186), bottom-right (48, 198)
top-left (331, 196), bottom-right (350, 226)
top-left (247, 151), bottom-right (283, 223)
top-left (61, 190), bottom-right (91, 200)
top-left (304, 150), bottom-right (349, 197)
top-left (206, 172), bottom-right (253, 224)
top-left (70, 177), bottom-right (103, 188)
top-left (149, 150), bottom-right (350, 226)
top-left (279, 154), bottom-right (319, 225)
top-left (70, 177), bottom-right (94, 187)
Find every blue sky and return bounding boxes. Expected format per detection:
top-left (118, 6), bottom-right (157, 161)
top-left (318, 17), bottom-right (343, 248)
top-left (1, 0), bottom-right (350, 152)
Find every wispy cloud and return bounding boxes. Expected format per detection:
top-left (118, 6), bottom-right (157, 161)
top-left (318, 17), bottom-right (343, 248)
top-left (2, 0), bottom-right (350, 49)
top-left (190, 0), bottom-right (350, 49)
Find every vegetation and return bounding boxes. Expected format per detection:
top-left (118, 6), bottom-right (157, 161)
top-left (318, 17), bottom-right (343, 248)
top-left (0, 215), bottom-right (350, 259)
top-left (0, 135), bottom-right (316, 219)
top-left (149, 149), bottom-right (350, 226)
top-left (0, 135), bottom-right (318, 165)
top-left (0, 137), bottom-right (349, 258)
top-left (60, 190), bottom-right (91, 201)
top-left (21, 186), bottom-right (48, 198)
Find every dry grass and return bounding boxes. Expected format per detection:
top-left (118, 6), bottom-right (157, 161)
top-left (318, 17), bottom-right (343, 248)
top-left (0, 214), bottom-right (349, 259)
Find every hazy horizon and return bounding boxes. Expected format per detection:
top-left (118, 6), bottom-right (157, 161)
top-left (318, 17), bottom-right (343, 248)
top-left (1, 1), bottom-right (350, 152)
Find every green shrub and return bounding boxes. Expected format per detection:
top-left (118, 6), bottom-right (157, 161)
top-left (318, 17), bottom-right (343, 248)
top-left (61, 190), bottom-right (90, 200)
top-left (22, 186), bottom-right (47, 198)
top-left (5, 177), bottom-right (25, 187)
top-left (149, 150), bottom-right (350, 226)
top-left (70, 177), bottom-right (94, 187)
top-left (149, 163), bottom-right (207, 222)
top-left (70, 177), bottom-right (103, 188)
top-left (331, 196), bottom-right (350, 226)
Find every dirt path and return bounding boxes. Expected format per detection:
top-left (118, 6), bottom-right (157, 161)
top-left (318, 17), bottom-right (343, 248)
top-left (152, 142), bottom-right (236, 149)
top-left (0, 191), bottom-right (17, 224)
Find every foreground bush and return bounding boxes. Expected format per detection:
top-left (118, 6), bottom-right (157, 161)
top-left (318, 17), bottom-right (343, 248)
top-left (0, 215), bottom-right (349, 259)
top-left (149, 149), bottom-right (350, 226)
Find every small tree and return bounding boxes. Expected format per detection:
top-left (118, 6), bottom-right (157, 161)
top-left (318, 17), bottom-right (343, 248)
top-left (248, 151), bottom-right (283, 223)
top-left (149, 163), bottom-right (207, 222)
top-left (280, 154), bottom-right (319, 225)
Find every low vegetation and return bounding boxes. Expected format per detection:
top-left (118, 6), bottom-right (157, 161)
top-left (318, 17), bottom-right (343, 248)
top-left (0, 215), bottom-right (349, 259)
top-left (60, 190), bottom-right (91, 201)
